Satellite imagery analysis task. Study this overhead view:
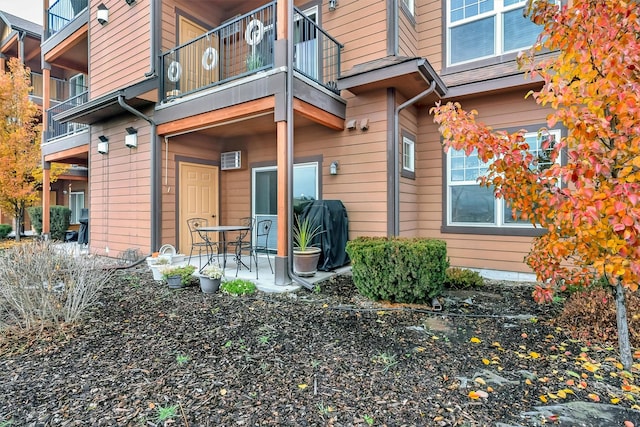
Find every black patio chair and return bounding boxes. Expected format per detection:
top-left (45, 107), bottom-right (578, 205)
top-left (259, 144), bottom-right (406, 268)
top-left (186, 217), bottom-right (219, 270)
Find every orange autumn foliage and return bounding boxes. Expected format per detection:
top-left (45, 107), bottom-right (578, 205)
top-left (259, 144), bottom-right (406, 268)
top-left (431, 0), bottom-right (640, 299)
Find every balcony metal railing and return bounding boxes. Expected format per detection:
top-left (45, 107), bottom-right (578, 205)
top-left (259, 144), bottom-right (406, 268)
top-left (292, 7), bottom-right (342, 93)
top-left (47, 0), bottom-right (88, 38)
top-left (45, 89), bottom-right (89, 141)
top-left (161, 2), bottom-right (276, 101)
top-left (30, 73), bottom-right (68, 102)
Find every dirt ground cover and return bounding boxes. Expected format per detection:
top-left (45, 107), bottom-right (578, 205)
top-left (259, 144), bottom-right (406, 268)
top-left (1, 265), bottom-right (640, 426)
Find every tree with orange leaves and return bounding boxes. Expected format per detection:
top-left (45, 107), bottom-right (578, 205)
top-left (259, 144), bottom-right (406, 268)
top-left (0, 58), bottom-right (44, 241)
top-left (431, 0), bottom-right (640, 368)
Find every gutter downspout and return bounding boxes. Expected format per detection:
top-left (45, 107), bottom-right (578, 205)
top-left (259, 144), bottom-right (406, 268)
top-left (117, 94), bottom-right (160, 251)
top-left (392, 79), bottom-right (436, 235)
top-left (144, 0), bottom-right (157, 77)
top-left (286, 0), bottom-right (313, 290)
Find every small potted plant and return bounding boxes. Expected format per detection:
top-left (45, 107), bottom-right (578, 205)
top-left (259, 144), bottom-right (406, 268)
top-left (199, 263), bottom-right (224, 294)
top-left (161, 265), bottom-right (196, 289)
top-left (148, 256), bottom-right (171, 281)
top-left (292, 215), bottom-right (324, 277)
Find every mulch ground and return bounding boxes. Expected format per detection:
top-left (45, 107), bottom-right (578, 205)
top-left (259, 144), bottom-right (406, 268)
top-left (1, 266), bottom-right (640, 426)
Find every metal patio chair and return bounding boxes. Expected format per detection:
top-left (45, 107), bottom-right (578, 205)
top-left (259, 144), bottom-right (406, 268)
top-left (186, 217), bottom-right (218, 270)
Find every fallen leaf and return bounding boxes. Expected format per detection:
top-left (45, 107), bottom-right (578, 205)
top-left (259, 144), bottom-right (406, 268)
top-left (470, 337), bottom-right (481, 343)
top-left (588, 393), bottom-right (600, 402)
top-left (539, 395), bottom-right (548, 403)
top-left (530, 351), bottom-right (541, 359)
top-left (468, 391), bottom-right (481, 400)
top-left (474, 377), bottom-right (486, 386)
top-left (624, 421), bottom-right (635, 427)
top-left (611, 397), bottom-right (621, 404)
top-left (482, 358), bottom-right (490, 365)
top-left (220, 388), bottom-right (227, 396)
top-left (298, 384), bottom-right (308, 390)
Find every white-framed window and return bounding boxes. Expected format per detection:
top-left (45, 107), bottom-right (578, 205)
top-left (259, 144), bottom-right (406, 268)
top-left (402, 0), bottom-right (415, 16)
top-left (447, 0), bottom-right (542, 66)
top-left (69, 191), bottom-right (85, 224)
top-left (402, 135), bottom-right (415, 173)
top-left (447, 129), bottom-right (561, 227)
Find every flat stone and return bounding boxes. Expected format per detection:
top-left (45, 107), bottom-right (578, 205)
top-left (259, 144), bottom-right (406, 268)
top-left (518, 401), bottom-right (640, 426)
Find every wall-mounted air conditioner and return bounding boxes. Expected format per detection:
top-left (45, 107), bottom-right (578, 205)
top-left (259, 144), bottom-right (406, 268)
top-left (221, 151), bottom-right (243, 170)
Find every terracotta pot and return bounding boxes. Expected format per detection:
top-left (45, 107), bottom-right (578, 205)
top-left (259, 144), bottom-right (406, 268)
top-left (293, 247), bottom-right (321, 277)
top-left (199, 276), bottom-right (221, 294)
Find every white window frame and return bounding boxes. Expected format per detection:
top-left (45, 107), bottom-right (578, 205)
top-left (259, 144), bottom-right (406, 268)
top-left (446, 129), bottom-right (561, 227)
top-left (402, 0), bottom-right (415, 16)
top-left (69, 191), bottom-right (85, 225)
top-left (446, 0), bottom-right (542, 67)
top-left (402, 135), bottom-right (415, 173)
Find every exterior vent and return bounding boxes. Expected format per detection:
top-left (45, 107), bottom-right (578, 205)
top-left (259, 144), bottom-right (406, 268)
top-left (221, 151), bottom-right (242, 170)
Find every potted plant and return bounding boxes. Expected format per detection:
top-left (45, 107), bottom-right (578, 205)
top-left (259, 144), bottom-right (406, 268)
top-left (246, 52), bottom-right (263, 71)
top-left (161, 265), bottom-right (196, 289)
top-left (199, 263), bottom-right (224, 294)
top-left (148, 256), bottom-right (171, 281)
top-left (292, 215), bottom-right (323, 277)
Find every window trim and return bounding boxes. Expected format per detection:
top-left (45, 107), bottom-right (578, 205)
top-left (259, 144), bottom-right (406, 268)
top-left (441, 124), bottom-right (563, 236)
top-left (445, 0), bottom-right (540, 68)
top-left (401, 0), bottom-right (416, 21)
top-left (401, 130), bottom-right (416, 179)
top-left (69, 191), bottom-right (85, 225)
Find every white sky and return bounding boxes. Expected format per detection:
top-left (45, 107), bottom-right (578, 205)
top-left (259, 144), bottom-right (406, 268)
top-left (0, 0), bottom-right (43, 25)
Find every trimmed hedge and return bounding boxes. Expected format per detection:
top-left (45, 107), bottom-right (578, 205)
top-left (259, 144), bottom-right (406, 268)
top-left (345, 237), bottom-right (449, 303)
top-left (27, 206), bottom-right (71, 241)
top-left (0, 224), bottom-right (11, 239)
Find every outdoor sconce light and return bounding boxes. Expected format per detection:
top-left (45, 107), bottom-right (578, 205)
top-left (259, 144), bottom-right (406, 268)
top-left (330, 161), bottom-right (339, 175)
top-left (97, 3), bottom-right (109, 25)
top-left (125, 127), bottom-right (137, 148)
top-left (97, 135), bottom-right (109, 155)
top-left (125, 0), bottom-right (136, 5)
top-left (328, 0), bottom-right (338, 11)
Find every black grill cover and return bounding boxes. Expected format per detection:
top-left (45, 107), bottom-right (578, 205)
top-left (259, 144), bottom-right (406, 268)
top-left (78, 208), bottom-right (89, 245)
top-left (300, 200), bottom-right (349, 271)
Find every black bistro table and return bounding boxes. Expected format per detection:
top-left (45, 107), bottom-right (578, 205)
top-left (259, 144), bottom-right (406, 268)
top-left (197, 224), bottom-right (251, 270)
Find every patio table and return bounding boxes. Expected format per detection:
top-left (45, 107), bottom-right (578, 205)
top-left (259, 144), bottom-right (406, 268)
top-left (197, 225), bottom-right (250, 271)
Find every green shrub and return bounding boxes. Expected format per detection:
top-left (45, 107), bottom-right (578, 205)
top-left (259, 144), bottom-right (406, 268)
top-left (444, 267), bottom-right (484, 289)
top-left (27, 206), bottom-right (42, 234)
top-left (221, 279), bottom-right (256, 296)
top-left (0, 224), bottom-right (11, 239)
top-left (345, 237), bottom-right (448, 304)
top-left (27, 206), bottom-right (71, 241)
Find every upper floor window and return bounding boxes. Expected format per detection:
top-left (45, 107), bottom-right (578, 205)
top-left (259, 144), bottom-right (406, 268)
top-left (447, 0), bottom-right (541, 66)
top-left (446, 129), bottom-right (561, 227)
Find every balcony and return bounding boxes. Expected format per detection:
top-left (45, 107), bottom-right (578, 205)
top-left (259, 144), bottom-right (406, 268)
top-left (160, 2), bottom-right (342, 103)
top-left (30, 73), bottom-right (68, 104)
top-left (46, 0), bottom-right (88, 38)
top-left (46, 88), bottom-right (89, 141)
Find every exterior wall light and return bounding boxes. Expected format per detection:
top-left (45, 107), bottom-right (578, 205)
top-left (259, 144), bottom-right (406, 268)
top-left (328, 0), bottom-right (338, 11)
top-left (125, 127), bottom-right (137, 148)
top-left (125, 0), bottom-right (136, 4)
top-left (97, 3), bottom-right (109, 25)
top-left (97, 135), bottom-right (109, 154)
top-left (330, 161), bottom-right (339, 175)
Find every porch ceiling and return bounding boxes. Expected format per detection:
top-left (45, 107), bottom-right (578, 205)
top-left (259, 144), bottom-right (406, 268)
top-left (182, 112), bottom-right (316, 139)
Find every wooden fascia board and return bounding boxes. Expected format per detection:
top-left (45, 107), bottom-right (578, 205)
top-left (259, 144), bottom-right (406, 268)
top-left (44, 144), bottom-right (88, 162)
top-left (293, 98), bottom-right (344, 130)
top-left (157, 96), bottom-right (275, 136)
top-left (43, 24), bottom-right (87, 63)
top-left (0, 32), bottom-right (17, 54)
